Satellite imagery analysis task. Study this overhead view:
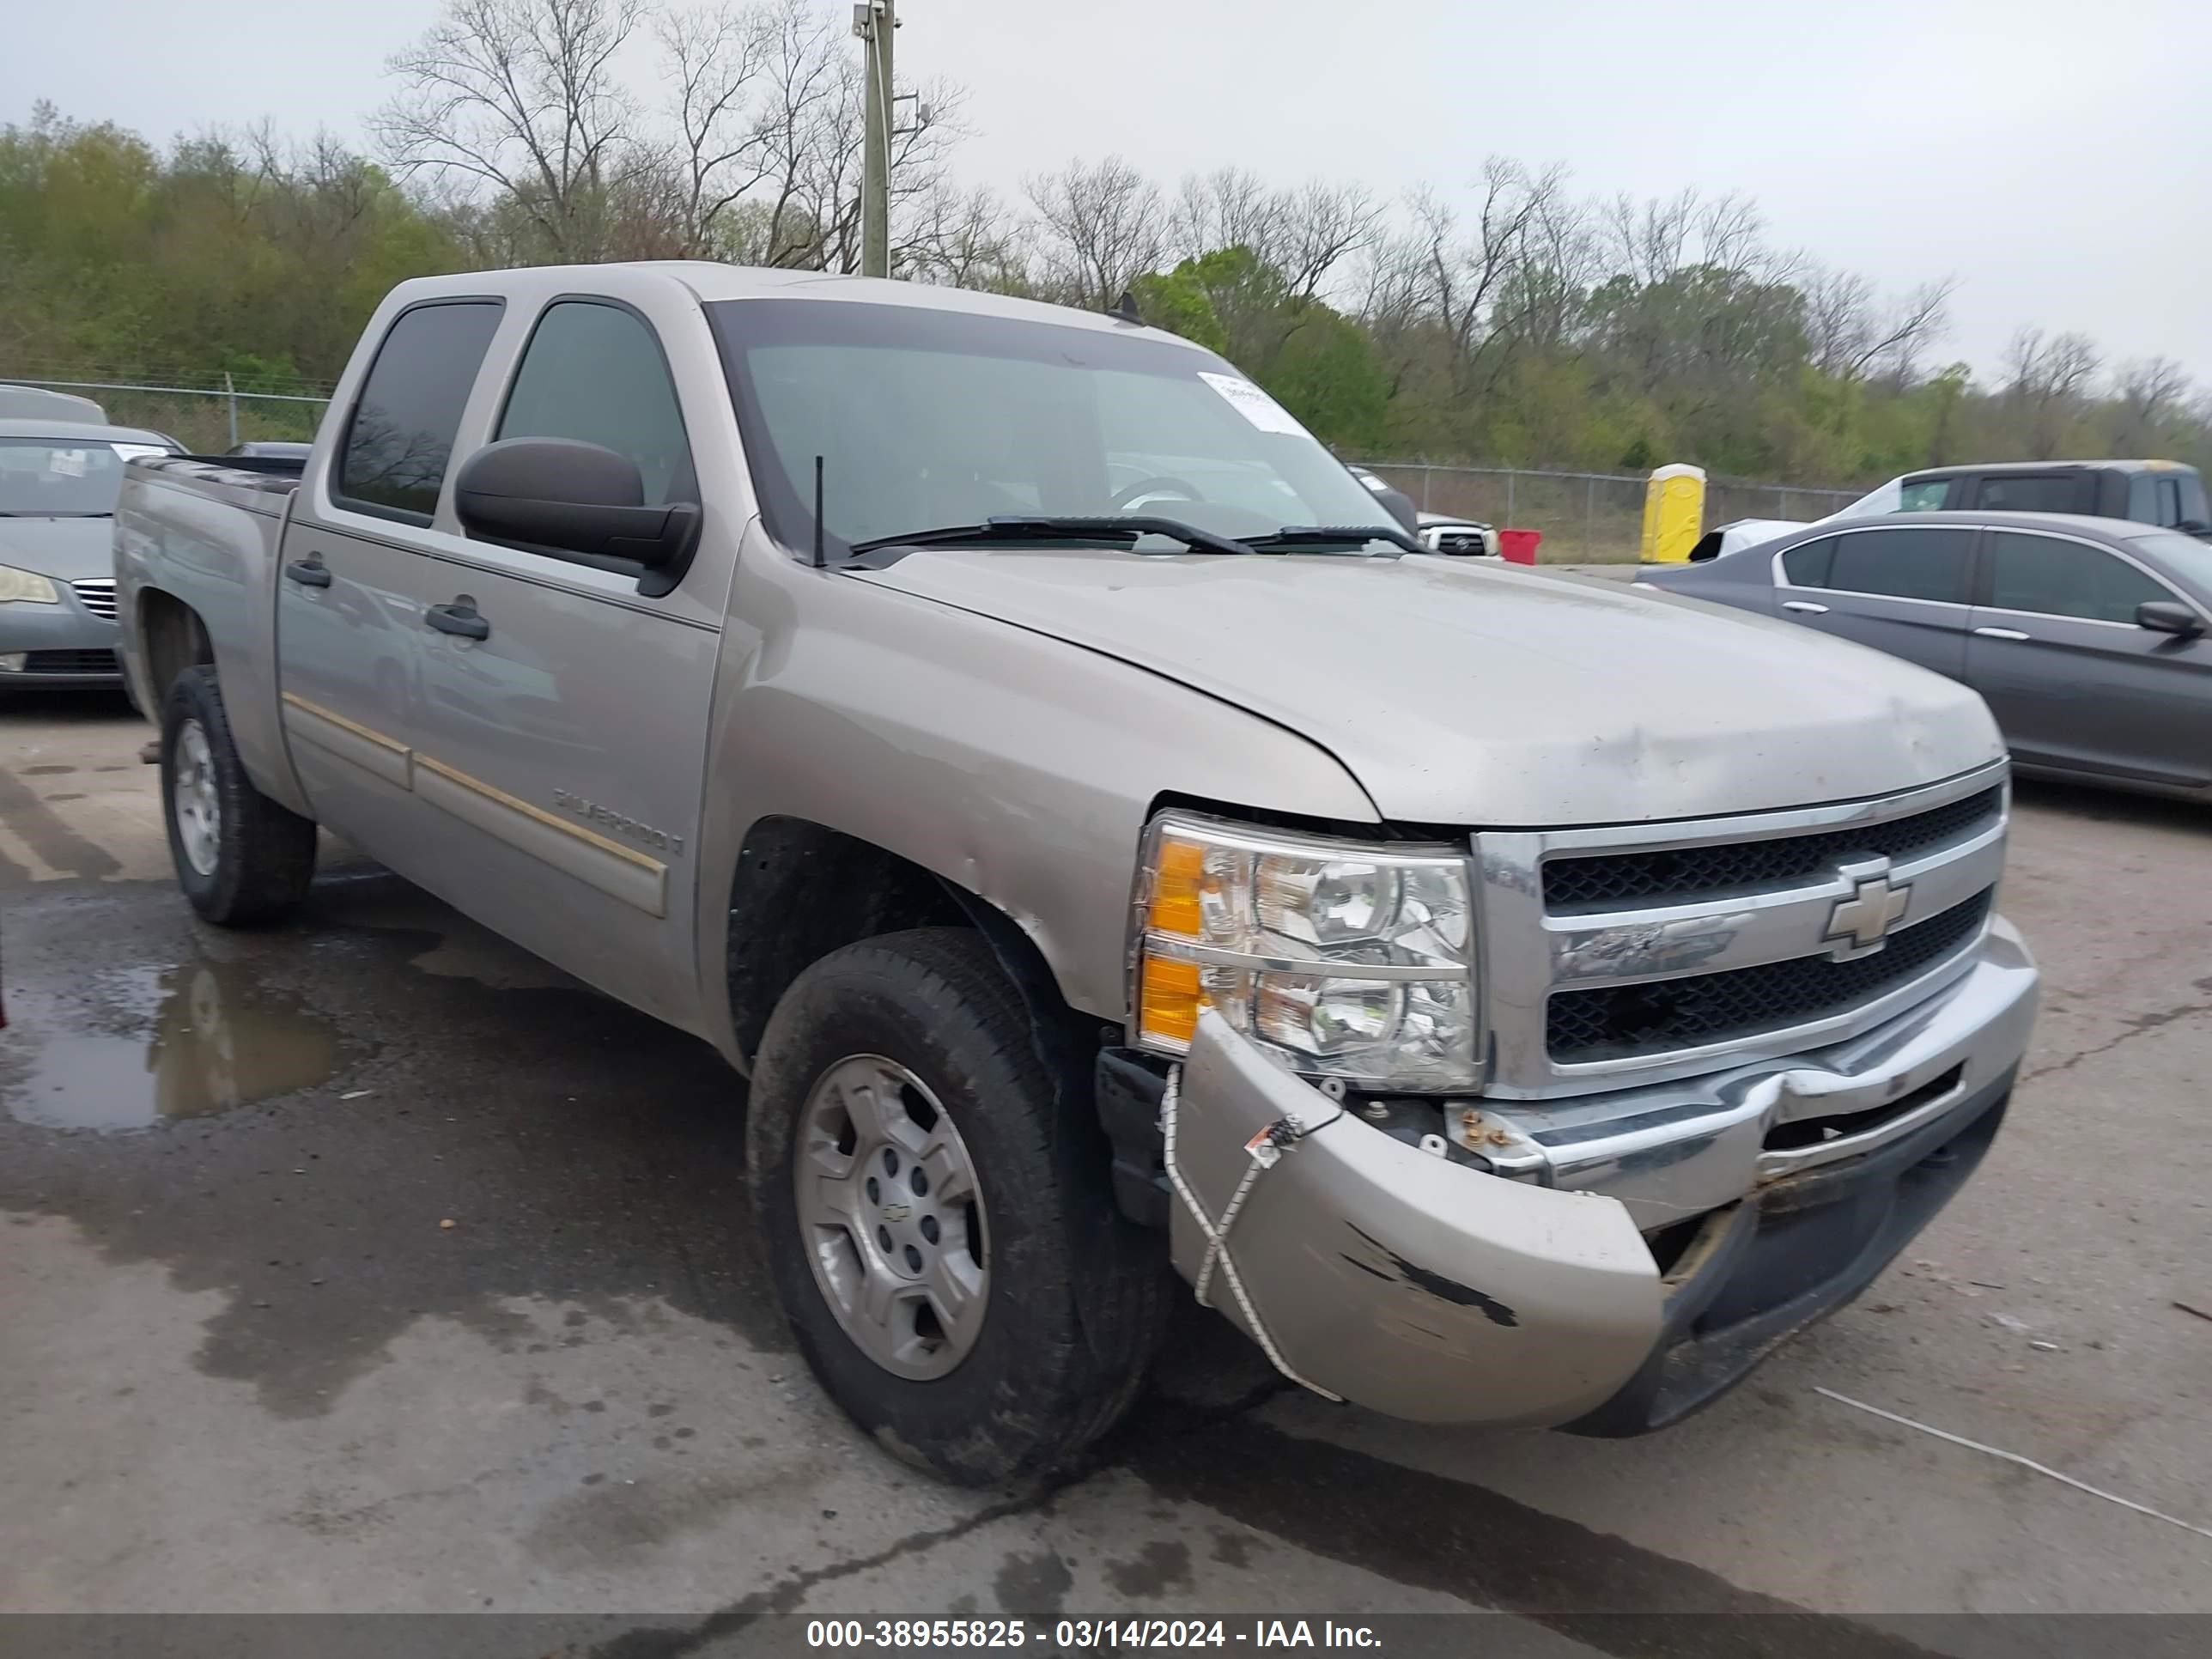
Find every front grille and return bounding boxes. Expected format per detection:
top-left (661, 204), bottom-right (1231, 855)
top-left (1543, 787), bottom-right (2003, 913)
top-left (1547, 890), bottom-right (1992, 1064)
top-left (20, 649), bottom-right (118, 675)
top-left (70, 578), bottom-right (117, 619)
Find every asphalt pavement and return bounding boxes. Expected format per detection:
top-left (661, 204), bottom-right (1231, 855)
top-left (2, 686), bottom-right (2207, 1641)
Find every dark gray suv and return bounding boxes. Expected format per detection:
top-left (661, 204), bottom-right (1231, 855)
top-left (1639, 511), bottom-right (2212, 802)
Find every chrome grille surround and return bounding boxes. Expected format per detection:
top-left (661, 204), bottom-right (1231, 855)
top-left (70, 577), bottom-right (118, 619)
top-left (1470, 761), bottom-right (2010, 1100)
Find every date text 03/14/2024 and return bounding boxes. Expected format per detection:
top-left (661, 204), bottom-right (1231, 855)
top-left (805, 1620), bottom-right (1383, 1650)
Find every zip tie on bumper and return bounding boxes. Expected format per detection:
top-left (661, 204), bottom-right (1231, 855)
top-left (1159, 1066), bottom-right (1344, 1403)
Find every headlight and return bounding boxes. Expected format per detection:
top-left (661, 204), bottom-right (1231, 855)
top-left (0, 564), bottom-right (60, 605)
top-left (1132, 811), bottom-right (1478, 1090)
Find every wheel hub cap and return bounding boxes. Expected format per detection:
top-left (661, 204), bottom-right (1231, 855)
top-left (794, 1054), bottom-right (989, 1379)
top-left (173, 719), bottom-right (222, 878)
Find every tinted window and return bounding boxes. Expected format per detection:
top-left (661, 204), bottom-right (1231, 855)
top-left (1974, 474), bottom-right (2082, 514)
top-left (497, 301), bottom-right (695, 506)
top-left (2179, 473), bottom-right (2209, 526)
top-left (2155, 476), bottom-right (2183, 527)
top-left (1896, 478), bottom-right (1950, 512)
top-left (1781, 537), bottom-right (1835, 586)
top-left (1987, 532), bottom-right (2172, 623)
top-left (337, 301), bottom-right (501, 520)
top-left (1827, 528), bottom-right (1974, 603)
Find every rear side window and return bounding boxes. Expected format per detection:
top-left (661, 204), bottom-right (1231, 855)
top-left (1827, 528), bottom-right (1975, 604)
top-left (1973, 473), bottom-right (2083, 514)
top-left (1780, 537), bottom-right (1835, 586)
top-left (2127, 474), bottom-right (2158, 522)
top-left (1987, 532), bottom-right (2171, 623)
top-left (1896, 479), bottom-right (1950, 512)
top-left (337, 301), bottom-right (504, 522)
top-left (2156, 476), bottom-right (2183, 527)
top-left (496, 301), bottom-right (696, 507)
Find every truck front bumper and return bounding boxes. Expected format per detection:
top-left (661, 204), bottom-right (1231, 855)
top-left (1164, 920), bottom-right (2037, 1432)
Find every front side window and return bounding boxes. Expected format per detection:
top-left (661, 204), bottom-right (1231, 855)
top-left (0, 439), bottom-right (153, 517)
top-left (337, 300), bottom-right (504, 522)
top-left (2156, 476), bottom-right (2183, 527)
top-left (496, 301), bottom-right (695, 507)
top-left (1826, 528), bottom-right (1975, 604)
top-left (708, 299), bottom-right (1389, 555)
top-left (1987, 532), bottom-right (2172, 624)
top-left (1896, 478), bottom-right (1950, 513)
top-left (1974, 474), bottom-right (2081, 514)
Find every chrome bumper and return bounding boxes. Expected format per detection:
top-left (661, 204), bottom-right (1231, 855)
top-left (1164, 921), bottom-right (2036, 1429)
top-left (1461, 918), bottom-right (2038, 1231)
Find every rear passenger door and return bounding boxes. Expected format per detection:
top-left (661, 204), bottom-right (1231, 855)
top-left (1966, 529), bottom-right (2210, 788)
top-left (277, 297), bottom-right (506, 860)
top-left (1771, 526), bottom-right (1977, 679)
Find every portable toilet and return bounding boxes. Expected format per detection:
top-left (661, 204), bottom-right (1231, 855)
top-left (1639, 463), bottom-right (1707, 563)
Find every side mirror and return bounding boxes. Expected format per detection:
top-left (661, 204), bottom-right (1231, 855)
top-left (453, 437), bottom-right (701, 574)
top-left (2136, 599), bottom-right (2205, 637)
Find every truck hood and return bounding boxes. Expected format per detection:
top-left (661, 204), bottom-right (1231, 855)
top-left (854, 550), bottom-right (2005, 826)
top-left (0, 515), bottom-right (113, 583)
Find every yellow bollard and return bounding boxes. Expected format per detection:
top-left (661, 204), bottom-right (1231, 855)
top-left (1639, 464), bottom-right (1707, 563)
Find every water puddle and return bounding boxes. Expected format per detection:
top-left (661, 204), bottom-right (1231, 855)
top-left (2, 957), bottom-right (343, 1132)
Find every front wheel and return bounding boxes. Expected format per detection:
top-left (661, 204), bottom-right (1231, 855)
top-left (161, 665), bottom-right (318, 925)
top-left (749, 928), bottom-right (1166, 1485)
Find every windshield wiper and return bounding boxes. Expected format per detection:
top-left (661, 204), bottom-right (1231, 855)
top-left (1239, 524), bottom-right (1421, 556)
top-left (844, 514), bottom-right (1251, 562)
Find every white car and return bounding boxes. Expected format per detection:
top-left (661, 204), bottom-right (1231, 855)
top-left (1414, 512), bottom-right (1500, 557)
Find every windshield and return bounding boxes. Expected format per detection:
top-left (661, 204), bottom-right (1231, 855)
top-left (2125, 529), bottom-right (2212, 592)
top-left (706, 299), bottom-right (1390, 555)
top-left (1824, 476), bottom-right (1904, 521)
top-left (0, 438), bottom-right (162, 516)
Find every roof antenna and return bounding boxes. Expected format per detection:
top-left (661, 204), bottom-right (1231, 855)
top-left (1109, 289), bottom-right (1142, 325)
top-left (812, 454), bottom-right (826, 568)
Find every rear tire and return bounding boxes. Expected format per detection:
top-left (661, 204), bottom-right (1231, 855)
top-left (160, 664), bottom-right (317, 926)
top-left (749, 927), bottom-right (1167, 1486)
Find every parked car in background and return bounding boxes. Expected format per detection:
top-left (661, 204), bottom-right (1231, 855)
top-left (1346, 463), bottom-right (1419, 532)
top-left (116, 264), bottom-right (2037, 1485)
top-left (1, 419), bottom-right (180, 690)
top-left (225, 441), bottom-right (314, 462)
top-left (0, 385), bottom-right (108, 423)
top-left (1831, 459), bottom-right (2209, 533)
top-left (1685, 517), bottom-right (1805, 562)
top-left (1638, 512), bottom-right (2210, 802)
top-left (1415, 511), bottom-right (1500, 557)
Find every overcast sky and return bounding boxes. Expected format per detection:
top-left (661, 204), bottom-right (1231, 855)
top-left (13, 0), bottom-right (2212, 386)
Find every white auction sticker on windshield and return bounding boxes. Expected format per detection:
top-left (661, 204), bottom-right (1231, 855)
top-left (1198, 371), bottom-right (1303, 434)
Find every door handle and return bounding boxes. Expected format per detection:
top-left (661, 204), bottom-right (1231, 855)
top-left (1973, 626), bottom-right (2031, 641)
top-left (283, 558), bottom-right (331, 588)
top-left (1782, 599), bottom-right (1829, 614)
top-left (424, 600), bottom-right (490, 641)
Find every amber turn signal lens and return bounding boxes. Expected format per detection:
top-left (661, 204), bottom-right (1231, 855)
top-left (1147, 836), bottom-right (1206, 938)
top-left (1139, 954), bottom-right (1204, 1047)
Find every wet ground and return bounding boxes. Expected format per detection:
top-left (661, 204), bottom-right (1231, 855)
top-left (2, 688), bottom-right (2208, 1638)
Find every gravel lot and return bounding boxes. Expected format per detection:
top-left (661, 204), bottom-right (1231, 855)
top-left (2, 686), bottom-right (2206, 1641)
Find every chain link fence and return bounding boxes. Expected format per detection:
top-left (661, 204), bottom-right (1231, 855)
top-left (2, 371), bottom-right (1864, 557)
top-left (1357, 464), bottom-right (1861, 563)
top-left (0, 373), bottom-right (331, 453)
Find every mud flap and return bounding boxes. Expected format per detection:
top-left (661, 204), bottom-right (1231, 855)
top-left (1168, 1011), bottom-right (1664, 1426)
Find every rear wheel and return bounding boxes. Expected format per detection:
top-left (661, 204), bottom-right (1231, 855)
top-left (749, 928), bottom-right (1166, 1485)
top-left (161, 665), bottom-right (318, 925)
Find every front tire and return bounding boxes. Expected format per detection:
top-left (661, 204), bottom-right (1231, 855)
top-left (749, 928), bottom-right (1166, 1486)
top-left (161, 665), bottom-right (318, 925)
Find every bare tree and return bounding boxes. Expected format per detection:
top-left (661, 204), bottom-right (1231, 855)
top-left (2004, 326), bottom-right (2103, 458)
top-left (1274, 179), bottom-right (1384, 301)
top-left (653, 2), bottom-right (777, 257)
top-left (374, 0), bottom-right (645, 262)
top-left (1803, 267), bottom-right (1954, 382)
top-left (2112, 355), bottom-right (2191, 449)
top-left (1170, 167), bottom-right (1281, 264)
top-left (1024, 156), bottom-right (1166, 310)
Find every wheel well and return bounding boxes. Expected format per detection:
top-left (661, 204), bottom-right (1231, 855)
top-left (725, 817), bottom-right (1101, 1077)
top-left (139, 589), bottom-right (213, 702)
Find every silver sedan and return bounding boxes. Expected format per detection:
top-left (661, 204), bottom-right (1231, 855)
top-left (1638, 510), bottom-right (2212, 804)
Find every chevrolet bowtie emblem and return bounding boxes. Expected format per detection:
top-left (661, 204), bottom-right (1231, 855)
top-left (1825, 859), bottom-right (1911, 958)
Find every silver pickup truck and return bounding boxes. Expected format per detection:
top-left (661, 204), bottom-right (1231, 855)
top-left (113, 264), bottom-right (2039, 1484)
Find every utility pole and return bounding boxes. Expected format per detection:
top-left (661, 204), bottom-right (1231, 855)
top-left (855, 0), bottom-right (896, 278)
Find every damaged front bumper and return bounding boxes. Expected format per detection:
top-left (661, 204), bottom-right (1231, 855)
top-left (1162, 921), bottom-right (2038, 1432)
